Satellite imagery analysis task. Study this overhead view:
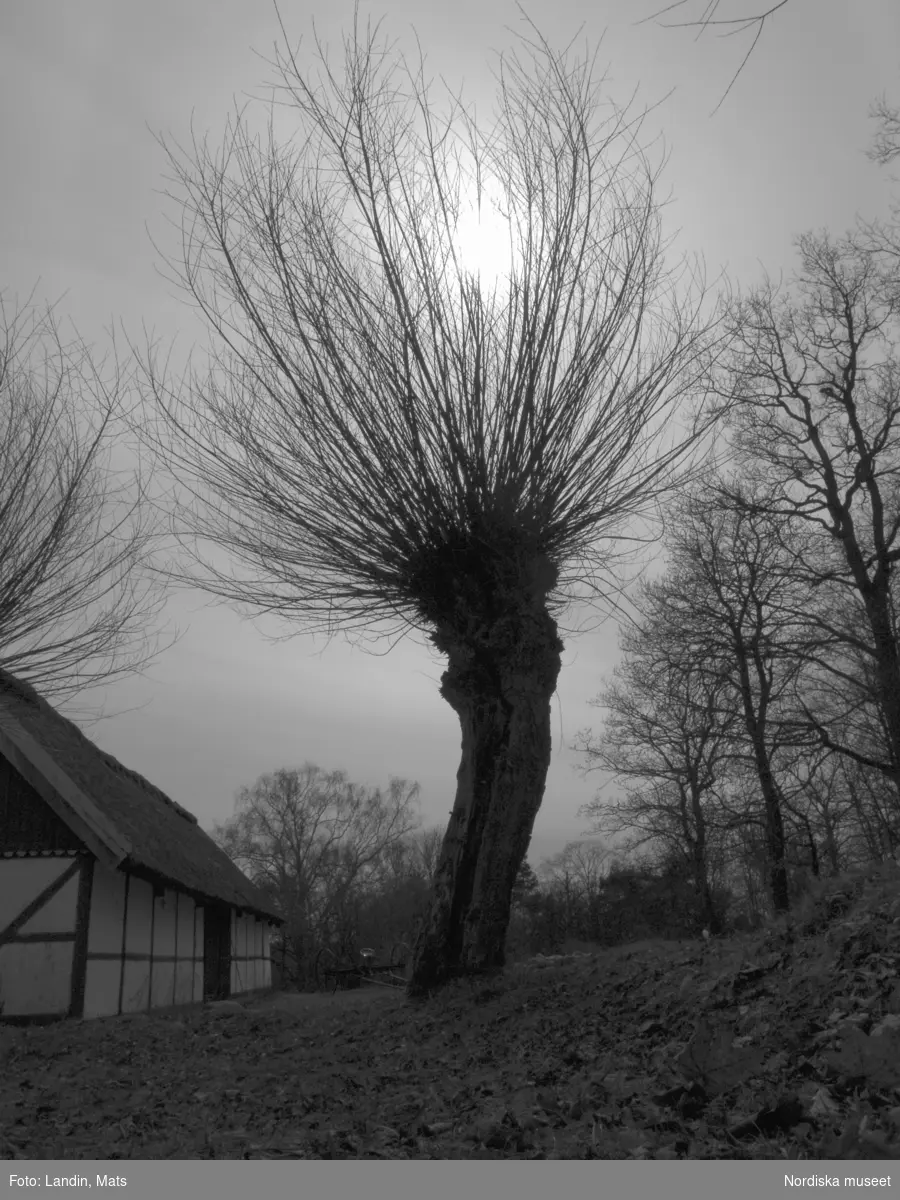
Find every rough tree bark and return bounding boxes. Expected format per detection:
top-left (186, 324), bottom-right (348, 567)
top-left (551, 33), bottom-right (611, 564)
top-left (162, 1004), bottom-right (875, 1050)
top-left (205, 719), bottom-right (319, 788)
top-left (409, 546), bottom-right (562, 993)
top-left (733, 642), bottom-right (790, 913)
top-left (685, 765), bottom-right (722, 934)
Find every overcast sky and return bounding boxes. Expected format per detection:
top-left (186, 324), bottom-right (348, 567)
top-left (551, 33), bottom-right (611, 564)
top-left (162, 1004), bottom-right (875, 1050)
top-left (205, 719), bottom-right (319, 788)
top-left (2, 0), bottom-right (898, 867)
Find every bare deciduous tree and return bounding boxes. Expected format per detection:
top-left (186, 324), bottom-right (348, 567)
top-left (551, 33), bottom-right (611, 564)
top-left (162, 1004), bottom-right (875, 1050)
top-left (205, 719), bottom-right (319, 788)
top-left (715, 229), bottom-right (900, 807)
top-left (405, 826), bottom-right (444, 884)
top-left (661, 488), bottom-right (824, 911)
top-left (213, 763), bottom-right (420, 981)
top-left (537, 840), bottom-right (613, 939)
top-left (138, 11), bottom-right (719, 994)
top-left (0, 292), bottom-right (168, 705)
top-left (796, 584), bottom-right (900, 783)
top-left (577, 572), bottom-right (739, 931)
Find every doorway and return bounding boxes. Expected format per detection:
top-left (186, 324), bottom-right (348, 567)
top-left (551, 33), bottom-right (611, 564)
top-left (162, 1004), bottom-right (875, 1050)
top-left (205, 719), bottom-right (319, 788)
top-left (203, 904), bottom-right (232, 1000)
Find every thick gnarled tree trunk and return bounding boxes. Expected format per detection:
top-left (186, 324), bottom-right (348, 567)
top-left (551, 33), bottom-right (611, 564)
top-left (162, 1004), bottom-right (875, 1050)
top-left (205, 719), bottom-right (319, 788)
top-left (408, 596), bottom-right (563, 997)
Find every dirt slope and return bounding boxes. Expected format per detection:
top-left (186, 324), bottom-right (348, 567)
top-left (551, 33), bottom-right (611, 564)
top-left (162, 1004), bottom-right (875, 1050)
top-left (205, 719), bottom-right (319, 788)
top-left (3, 862), bottom-right (900, 1159)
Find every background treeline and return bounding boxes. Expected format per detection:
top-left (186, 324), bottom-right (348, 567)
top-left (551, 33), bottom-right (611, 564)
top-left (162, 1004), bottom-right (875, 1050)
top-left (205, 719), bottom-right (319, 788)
top-left (575, 216), bottom-right (900, 938)
top-left (211, 764), bottom-right (434, 990)
top-left (210, 757), bottom-right (721, 989)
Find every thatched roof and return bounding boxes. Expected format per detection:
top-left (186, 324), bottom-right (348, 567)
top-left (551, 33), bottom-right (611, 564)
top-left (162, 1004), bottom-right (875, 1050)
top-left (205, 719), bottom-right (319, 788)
top-left (0, 669), bottom-right (281, 922)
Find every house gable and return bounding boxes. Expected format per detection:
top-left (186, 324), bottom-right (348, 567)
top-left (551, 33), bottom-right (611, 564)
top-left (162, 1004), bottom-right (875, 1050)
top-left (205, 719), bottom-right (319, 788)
top-left (0, 673), bottom-right (280, 920)
top-left (0, 711), bottom-right (127, 870)
top-left (0, 751), bottom-right (85, 854)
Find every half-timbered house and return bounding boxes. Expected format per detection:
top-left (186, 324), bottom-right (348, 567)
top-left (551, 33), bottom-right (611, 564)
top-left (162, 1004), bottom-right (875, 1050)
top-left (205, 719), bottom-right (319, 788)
top-left (0, 669), bottom-right (281, 1022)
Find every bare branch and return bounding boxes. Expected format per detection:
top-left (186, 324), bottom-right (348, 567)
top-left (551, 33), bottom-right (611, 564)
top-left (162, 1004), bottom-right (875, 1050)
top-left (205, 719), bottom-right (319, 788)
top-left (868, 95), bottom-right (900, 168)
top-left (715, 225), bottom-right (900, 799)
top-left (0, 292), bottom-right (174, 708)
top-left (639, 1), bottom-right (790, 114)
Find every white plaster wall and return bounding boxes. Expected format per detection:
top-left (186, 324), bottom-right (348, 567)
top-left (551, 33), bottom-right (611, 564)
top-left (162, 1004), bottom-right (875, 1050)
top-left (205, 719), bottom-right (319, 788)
top-left (228, 915), bottom-right (275, 994)
top-left (0, 856), bottom-right (75, 927)
top-left (0, 857), bottom-right (80, 1016)
top-left (18, 872), bottom-right (78, 935)
top-left (260, 922), bottom-right (272, 989)
top-left (83, 958), bottom-right (122, 1019)
top-left (173, 891), bottom-right (196, 1006)
top-left (208, 911), bottom-right (278, 997)
top-left (87, 862), bottom-right (125, 952)
top-left (0, 940), bottom-right (73, 1016)
top-left (256, 922), bottom-right (270, 989)
top-left (150, 888), bottom-right (177, 1008)
top-left (121, 875), bottom-right (153, 1012)
top-left (83, 861), bottom-right (126, 1019)
top-left (230, 909), bottom-right (240, 995)
top-left (248, 921), bottom-right (260, 989)
top-left (85, 879), bottom-right (201, 1017)
top-left (192, 905), bottom-right (204, 1003)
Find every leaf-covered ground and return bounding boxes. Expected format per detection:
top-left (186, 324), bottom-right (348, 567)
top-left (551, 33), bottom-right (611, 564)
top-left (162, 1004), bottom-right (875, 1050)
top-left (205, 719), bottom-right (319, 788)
top-left (4, 862), bottom-right (900, 1160)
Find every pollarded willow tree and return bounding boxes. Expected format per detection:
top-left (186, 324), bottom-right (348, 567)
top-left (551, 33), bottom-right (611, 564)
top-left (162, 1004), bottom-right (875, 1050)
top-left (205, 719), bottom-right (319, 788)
top-left (138, 10), bottom-right (721, 995)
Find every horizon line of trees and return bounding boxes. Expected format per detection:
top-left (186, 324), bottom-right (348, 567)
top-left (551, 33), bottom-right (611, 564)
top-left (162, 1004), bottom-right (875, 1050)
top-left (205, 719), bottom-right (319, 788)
top-left (576, 198), bottom-right (900, 933)
top-left (211, 755), bottom-right (848, 993)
